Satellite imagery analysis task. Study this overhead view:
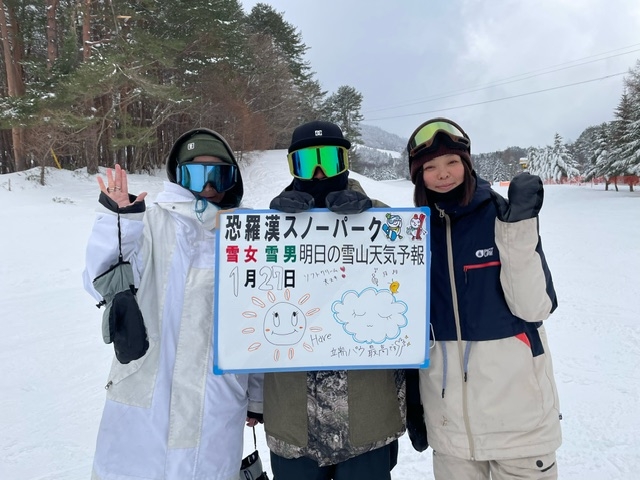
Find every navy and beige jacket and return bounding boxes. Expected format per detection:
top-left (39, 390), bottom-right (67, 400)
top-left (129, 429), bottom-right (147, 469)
top-left (419, 176), bottom-right (562, 462)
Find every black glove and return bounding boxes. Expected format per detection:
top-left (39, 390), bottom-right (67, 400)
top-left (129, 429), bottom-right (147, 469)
top-left (406, 403), bottom-right (429, 452)
top-left (247, 411), bottom-right (264, 423)
top-left (405, 369), bottom-right (428, 452)
top-left (492, 173), bottom-right (544, 222)
top-left (269, 191), bottom-right (315, 213)
top-left (325, 190), bottom-right (373, 214)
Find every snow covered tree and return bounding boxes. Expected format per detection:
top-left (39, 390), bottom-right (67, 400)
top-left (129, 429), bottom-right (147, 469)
top-left (353, 145), bottom-right (397, 181)
top-left (547, 133), bottom-right (579, 183)
top-left (610, 61), bottom-right (640, 188)
top-left (570, 125), bottom-right (601, 173)
top-left (526, 147), bottom-right (544, 177)
top-left (583, 123), bottom-right (615, 189)
top-left (529, 134), bottom-right (578, 183)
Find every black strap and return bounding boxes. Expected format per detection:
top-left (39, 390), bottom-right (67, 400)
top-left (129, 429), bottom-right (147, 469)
top-left (117, 212), bottom-right (124, 262)
top-left (252, 426), bottom-right (257, 449)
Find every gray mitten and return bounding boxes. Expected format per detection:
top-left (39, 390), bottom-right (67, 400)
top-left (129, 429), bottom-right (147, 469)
top-left (93, 260), bottom-right (149, 364)
top-left (492, 173), bottom-right (544, 222)
top-left (325, 190), bottom-right (373, 214)
top-left (269, 191), bottom-right (315, 213)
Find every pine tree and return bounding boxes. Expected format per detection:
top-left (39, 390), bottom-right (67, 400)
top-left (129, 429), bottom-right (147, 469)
top-left (324, 85), bottom-right (364, 143)
top-left (608, 88), bottom-right (636, 190)
top-left (612, 61), bottom-right (640, 187)
top-left (245, 3), bottom-right (311, 86)
top-left (547, 133), bottom-right (579, 183)
top-left (570, 125), bottom-right (601, 173)
top-left (584, 123), bottom-right (614, 188)
top-left (526, 147), bottom-right (543, 177)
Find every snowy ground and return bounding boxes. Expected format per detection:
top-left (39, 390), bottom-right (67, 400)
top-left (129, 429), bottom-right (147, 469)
top-left (1, 150), bottom-right (639, 479)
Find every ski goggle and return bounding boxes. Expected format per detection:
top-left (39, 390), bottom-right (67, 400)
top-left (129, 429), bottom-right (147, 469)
top-left (176, 163), bottom-right (237, 192)
top-left (408, 119), bottom-right (470, 158)
top-left (287, 146), bottom-right (349, 179)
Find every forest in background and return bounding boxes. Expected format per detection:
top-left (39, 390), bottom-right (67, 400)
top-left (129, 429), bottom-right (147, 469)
top-left (0, 0), bottom-right (364, 174)
top-left (1, 1), bottom-right (639, 190)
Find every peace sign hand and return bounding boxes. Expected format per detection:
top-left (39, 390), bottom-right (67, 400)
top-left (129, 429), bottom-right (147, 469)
top-left (97, 164), bottom-right (147, 208)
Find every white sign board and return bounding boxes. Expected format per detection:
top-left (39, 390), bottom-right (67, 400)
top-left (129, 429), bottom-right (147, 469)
top-left (213, 207), bottom-right (430, 373)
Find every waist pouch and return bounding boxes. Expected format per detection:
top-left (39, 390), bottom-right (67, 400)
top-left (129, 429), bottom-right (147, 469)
top-left (240, 427), bottom-right (269, 480)
top-left (93, 260), bottom-right (149, 364)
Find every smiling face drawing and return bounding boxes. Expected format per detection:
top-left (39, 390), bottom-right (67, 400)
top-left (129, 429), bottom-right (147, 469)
top-left (263, 302), bottom-right (307, 345)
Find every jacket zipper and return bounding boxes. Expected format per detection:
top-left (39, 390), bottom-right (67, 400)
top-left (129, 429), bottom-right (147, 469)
top-left (463, 261), bottom-right (501, 283)
top-left (437, 204), bottom-right (476, 461)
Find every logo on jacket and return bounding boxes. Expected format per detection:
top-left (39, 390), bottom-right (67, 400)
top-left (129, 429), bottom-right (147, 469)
top-left (475, 247), bottom-right (494, 258)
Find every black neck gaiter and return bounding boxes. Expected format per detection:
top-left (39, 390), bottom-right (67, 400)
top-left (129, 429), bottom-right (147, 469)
top-left (426, 182), bottom-right (466, 207)
top-left (291, 172), bottom-right (349, 208)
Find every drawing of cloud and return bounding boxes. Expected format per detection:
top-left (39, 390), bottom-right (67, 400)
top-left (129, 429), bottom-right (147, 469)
top-left (331, 287), bottom-right (408, 344)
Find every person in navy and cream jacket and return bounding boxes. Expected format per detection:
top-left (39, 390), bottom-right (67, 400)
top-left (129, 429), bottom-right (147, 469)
top-left (405, 117), bottom-right (562, 480)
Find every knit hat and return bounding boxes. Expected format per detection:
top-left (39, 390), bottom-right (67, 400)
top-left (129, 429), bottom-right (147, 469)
top-left (288, 121), bottom-right (351, 153)
top-left (177, 133), bottom-right (233, 165)
top-left (409, 138), bottom-right (472, 184)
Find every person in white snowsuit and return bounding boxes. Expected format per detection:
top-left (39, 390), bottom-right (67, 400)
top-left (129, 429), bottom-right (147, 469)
top-left (406, 118), bottom-right (562, 480)
top-left (83, 128), bottom-right (263, 480)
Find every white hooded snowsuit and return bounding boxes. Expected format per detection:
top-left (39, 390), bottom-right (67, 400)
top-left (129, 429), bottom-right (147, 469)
top-left (83, 179), bottom-right (263, 480)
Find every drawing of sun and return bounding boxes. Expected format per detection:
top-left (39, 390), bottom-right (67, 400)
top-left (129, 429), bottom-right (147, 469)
top-left (241, 289), bottom-right (321, 362)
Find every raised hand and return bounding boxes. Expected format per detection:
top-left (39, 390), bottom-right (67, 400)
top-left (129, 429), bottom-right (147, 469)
top-left (97, 164), bottom-right (147, 208)
top-left (492, 173), bottom-right (544, 223)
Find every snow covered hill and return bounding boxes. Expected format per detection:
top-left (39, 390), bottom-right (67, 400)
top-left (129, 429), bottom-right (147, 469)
top-left (1, 151), bottom-right (639, 479)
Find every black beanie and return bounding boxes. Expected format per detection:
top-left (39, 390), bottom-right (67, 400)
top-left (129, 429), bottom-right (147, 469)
top-left (288, 121), bottom-right (351, 153)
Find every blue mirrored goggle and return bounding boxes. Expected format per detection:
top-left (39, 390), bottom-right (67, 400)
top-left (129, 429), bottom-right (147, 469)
top-left (176, 163), bottom-right (237, 192)
top-left (287, 146), bottom-right (349, 179)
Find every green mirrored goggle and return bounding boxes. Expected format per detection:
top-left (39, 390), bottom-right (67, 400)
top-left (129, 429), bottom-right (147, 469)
top-left (408, 119), bottom-right (470, 158)
top-left (287, 146), bottom-right (349, 179)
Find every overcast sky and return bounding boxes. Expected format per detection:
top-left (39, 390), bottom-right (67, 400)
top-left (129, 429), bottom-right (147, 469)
top-left (240, 0), bottom-right (640, 153)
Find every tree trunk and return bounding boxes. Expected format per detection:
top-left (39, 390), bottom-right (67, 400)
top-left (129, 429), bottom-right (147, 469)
top-left (84, 124), bottom-right (99, 174)
top-left (0, 130), bottom-right (13, 173)
top-left (0, 0), bottom-right (26, 170)
top-left (46, 0), bottom-right (59, 71)
top-left (82, 0), bottom-right (91, 61)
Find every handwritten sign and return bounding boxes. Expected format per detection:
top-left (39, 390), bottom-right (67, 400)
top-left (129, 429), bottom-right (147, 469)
top-left (213, 207), bottom-right (430, 373)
